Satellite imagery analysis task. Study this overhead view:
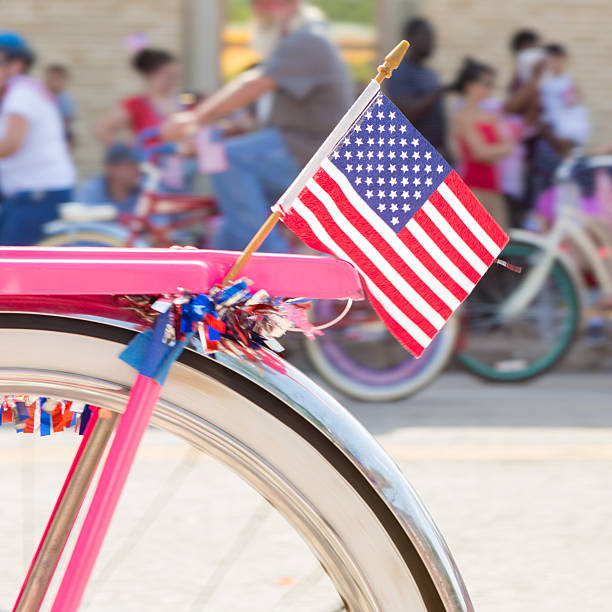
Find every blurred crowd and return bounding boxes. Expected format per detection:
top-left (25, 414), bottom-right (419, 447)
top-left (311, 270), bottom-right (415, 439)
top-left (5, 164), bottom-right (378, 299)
top-left (0, 0), bottom-right (607, 248)
top-left (388, 19), bottom-right (595, 232)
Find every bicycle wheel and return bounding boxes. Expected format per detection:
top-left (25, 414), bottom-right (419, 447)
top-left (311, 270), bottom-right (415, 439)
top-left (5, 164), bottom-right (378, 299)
top-left (456, 241), bottom-right (580, 382)
top-left (304, 300), bottom-right (458, 401)
top-left (0, 313), bottom-right (471, 612)
top-left (38, 230), bottom-right (129, 247)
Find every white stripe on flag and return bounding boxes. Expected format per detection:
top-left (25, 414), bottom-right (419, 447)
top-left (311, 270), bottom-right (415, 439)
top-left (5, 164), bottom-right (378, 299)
top-left (403, 219), bottom-right (475, 293)
top-left (306, 178), bottom-right (446, 329)
top-left (420, 201), bottom-right (489, 275)
top-left (292, 199), bottom-right (431, 348)
top-left (438, 182), bottom-right (501, 257)
top-left (323, 160), bottom-right (461, 310)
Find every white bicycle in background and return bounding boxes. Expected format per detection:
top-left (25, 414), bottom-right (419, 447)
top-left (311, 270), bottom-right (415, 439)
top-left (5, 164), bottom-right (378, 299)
top-left (457, 155), bottom-right (612, 382)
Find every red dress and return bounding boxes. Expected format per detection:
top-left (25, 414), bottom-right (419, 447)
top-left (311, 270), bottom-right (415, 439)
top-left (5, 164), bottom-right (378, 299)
top-left (121, 95), bottom-right (164, 140)
top-left (458, 122), bottom-right (501, 192)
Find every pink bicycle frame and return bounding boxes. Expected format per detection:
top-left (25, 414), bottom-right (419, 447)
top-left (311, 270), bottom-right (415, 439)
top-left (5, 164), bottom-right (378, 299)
top-left (2, 247), bottom-right (362, 611)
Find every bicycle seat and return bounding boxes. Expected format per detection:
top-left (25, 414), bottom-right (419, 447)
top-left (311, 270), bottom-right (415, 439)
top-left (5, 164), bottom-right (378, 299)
top-left (59, 202), bottom-right (119, 223)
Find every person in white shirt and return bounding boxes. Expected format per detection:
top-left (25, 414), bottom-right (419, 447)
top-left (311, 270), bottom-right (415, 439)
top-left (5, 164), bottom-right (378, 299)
top-left (0, 31), bottom-right (75, 245)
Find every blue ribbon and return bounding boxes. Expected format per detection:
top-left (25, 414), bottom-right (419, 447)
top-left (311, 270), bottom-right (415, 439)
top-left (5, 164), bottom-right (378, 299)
top-left (180, 293), bottom-right (214, 334)
top-left (120, 297), bottom-right (207, 384)
top-left (40, 398), bottom-right (51, 436)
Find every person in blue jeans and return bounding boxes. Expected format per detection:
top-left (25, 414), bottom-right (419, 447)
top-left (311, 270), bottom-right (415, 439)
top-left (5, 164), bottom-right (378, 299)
top-left (0, 32), bottom-right (75, 245)
top-left (209, 128), bottom-right (300, 251)
top-left (163, 0), bottom-right (352, 252)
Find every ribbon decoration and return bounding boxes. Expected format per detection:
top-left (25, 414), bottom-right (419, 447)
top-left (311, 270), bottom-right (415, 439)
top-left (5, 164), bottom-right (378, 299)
top-left (0, 278), bottom-right (323, 435)
top-left (0, 399), bottom-right (109, 436)
top-left (119, 278), bottom-right (319, 377)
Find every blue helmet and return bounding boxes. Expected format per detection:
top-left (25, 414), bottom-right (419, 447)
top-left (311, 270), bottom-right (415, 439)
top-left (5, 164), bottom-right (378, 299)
top-left (0, 31), bottom-right (35, 68)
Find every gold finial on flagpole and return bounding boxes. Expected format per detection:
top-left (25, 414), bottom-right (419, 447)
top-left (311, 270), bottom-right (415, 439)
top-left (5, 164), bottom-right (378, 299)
top-left (222, 40), bottom-right (411, 284)
top-left (375, 40), bottom-right (410, 84)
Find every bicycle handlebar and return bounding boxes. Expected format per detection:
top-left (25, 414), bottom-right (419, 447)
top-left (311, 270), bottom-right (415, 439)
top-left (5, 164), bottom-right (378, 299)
top-left (554, 153), bottom-right (612, 183)
top-left (135, 126), bottom-right (161, 148)
top-left (585, 154), bottom-right (612, 169)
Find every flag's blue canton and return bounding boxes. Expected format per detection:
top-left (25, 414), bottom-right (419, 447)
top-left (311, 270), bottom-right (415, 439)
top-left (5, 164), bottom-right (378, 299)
top-left (329, 92), bottom-right (452, 234)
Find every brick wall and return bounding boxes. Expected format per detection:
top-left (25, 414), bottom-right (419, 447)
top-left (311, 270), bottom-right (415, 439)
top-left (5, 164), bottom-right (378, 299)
top-left (415, 0), bottom-right (612, 147)
top-left (2, 0), bottom-right (183, 179)
top-left (6, 0), bottom-right (609, 181)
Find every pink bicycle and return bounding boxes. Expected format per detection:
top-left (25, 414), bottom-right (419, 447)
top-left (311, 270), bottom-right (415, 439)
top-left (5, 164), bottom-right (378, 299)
top-left (0, 246), bottom-right (472, 611)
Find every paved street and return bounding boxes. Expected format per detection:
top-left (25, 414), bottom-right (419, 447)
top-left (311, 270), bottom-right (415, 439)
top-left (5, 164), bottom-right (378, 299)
top-left (346, 372), bottom-right (612, 612)
top-left (0, 371), bottom-right (611, 611)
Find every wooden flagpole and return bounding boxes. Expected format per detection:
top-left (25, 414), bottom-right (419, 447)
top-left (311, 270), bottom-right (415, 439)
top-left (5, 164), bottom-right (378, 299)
top-left (222, 39), bottom-right (410, 284)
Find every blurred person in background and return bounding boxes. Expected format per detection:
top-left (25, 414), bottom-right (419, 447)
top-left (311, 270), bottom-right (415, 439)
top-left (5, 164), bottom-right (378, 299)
top-left (504, 29), bottom-right (545, 222)
top-left (387, 18), bottom-right (451, 159)
top-left (505, 29), bottom-right (543, 122)
top-left (0, 31), bottom-right (75, 245)
top-left (97, 47), bottom-right (197, 193)
top-left (162, 0), bottom-right (352, 252)
top-left (452, 58), bottom-right (513, 230)
top-left (96, 48), bottom-right (181, 145)
top-left (45, 63), bottom-right (77, 147)
top-left (76, 143), bottom-right (141, 212)
top-left (530, 44), bottom-right (592, 229)
top-left (539, 44), bottom-right (590, 152)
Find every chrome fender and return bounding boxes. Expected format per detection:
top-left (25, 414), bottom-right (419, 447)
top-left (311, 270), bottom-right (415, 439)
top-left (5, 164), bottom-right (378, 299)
top-left (509, 228), bottom-right (587, 326)
top-left (0, 309), bottom-right (472, 611)
top-left (213, 348), bottom-right (473, 612)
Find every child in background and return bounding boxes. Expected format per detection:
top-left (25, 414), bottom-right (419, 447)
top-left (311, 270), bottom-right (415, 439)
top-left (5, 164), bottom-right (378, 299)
top-left (45, 64), bottom-right (77, 147)
top-left (539, 44), bottom-right (590, 149)
top-left (528, 45), bottom-right (592, 230)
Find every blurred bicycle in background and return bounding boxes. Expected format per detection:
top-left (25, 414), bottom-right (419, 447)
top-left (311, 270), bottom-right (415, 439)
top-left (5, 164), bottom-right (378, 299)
top-left (43, 140), bottom-right (612, 400)
top-left (457, 154), bottom-right (612, 381)
top-left (39, 127), bottom-right (219, 249)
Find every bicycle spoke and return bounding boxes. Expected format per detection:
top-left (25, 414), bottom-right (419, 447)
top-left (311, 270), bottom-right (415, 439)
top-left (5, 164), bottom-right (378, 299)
top-left (20, 436), bottom-right (34, 576)
top-left (89, 446), bottom-right (199, 593)
top-left (188, 502), bottom-right (271, 610)
top-left (15, 412), bottom-right (116, 612)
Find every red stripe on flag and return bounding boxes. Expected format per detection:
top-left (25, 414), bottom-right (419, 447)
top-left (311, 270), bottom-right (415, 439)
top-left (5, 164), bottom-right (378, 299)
top-left (314, 168), bottom-right (453, 318)
top-left (366, 288), bottom-right (426, 357)
top-left (444, 171), bottom-right (509, 249)
top-left (397, 227), bottom-right (469, 302)
top-left (283, 198), bottom-right (431, 356)
top-left (429, 189), bottom-right (495, 266)
top-left (282, 202), bottom-right (332, 256)
top-left (298, 187), bottom-right (438, 338)
top-left (410, 209), bottom-right (482, 284)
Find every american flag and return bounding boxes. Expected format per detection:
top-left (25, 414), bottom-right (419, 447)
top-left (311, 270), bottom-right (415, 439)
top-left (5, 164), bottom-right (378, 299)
top-left (276, 90), bottom-right (508, 357)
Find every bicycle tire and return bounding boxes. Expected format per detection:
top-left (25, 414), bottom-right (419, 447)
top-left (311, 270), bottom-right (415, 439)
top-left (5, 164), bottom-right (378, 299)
top-left (456, 241), bottom-right (580, 382)
top-left (38, 231), bottom-right (129, 248)
top-left (0, 313), bottom-right (466, 612)
top-left (304, 305), bottom-right (458, 402)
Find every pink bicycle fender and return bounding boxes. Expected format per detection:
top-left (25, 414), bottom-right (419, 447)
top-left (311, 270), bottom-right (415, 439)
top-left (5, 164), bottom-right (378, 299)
top-left (0, 259), bottom-right (213, 295)
top-left (0, 248), bottom-right (364, 300)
